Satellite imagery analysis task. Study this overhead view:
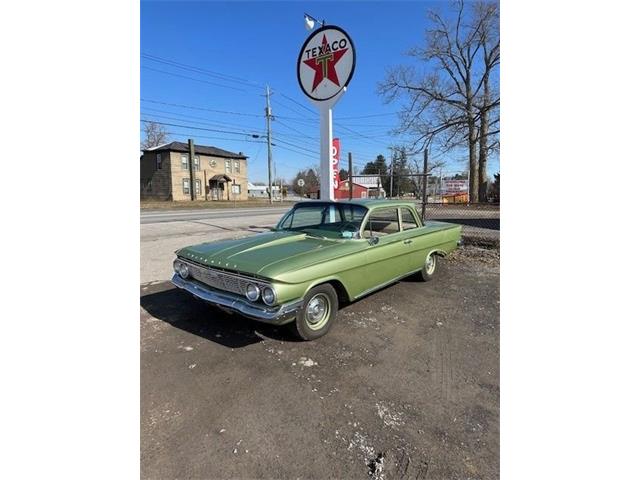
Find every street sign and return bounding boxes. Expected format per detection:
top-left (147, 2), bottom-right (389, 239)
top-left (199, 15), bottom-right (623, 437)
top-left (297, 25), bottom-right (356, 102)
top-left (297, 178), bottom-right (305, 187)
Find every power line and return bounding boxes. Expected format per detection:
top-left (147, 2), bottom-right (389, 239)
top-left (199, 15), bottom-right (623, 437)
top-left (141, 111), bottom-right (258, 134)
top-left (271, 99), bottom-right (316, 121)
top-left (140, 119), bottom-right (259, 137)
top-left (271, 136), bottom-right (318, 155)
top-left (141, 98), bottom-right (263, 117)
top-left (275, 91), bottom-right (318, 116)
top-left (273, 119), bottom-right (315, 139)
top-left (141, 129), bottom-right (265, 146)
top-left (141, 66), bottom-right (248, 92)
top-left (141, 53), bottom-right (262, 88)
top-left (335, 112), bottom-right (398, 120)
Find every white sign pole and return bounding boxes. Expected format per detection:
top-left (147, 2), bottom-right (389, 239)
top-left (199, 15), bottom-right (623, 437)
top-left (313, 88), bottom-right (345, 201)
top-left (297, 25), bottom-right (355, 203)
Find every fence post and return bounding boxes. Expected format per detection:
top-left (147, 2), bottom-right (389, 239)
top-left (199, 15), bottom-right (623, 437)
top-left (348, 152), bottom-right (353, 200)
top-left (421, 148), bottom-right (428, 220)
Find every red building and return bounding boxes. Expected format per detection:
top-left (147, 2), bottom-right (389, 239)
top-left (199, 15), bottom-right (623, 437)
top-left (334, 180), bottom-right (368, 199)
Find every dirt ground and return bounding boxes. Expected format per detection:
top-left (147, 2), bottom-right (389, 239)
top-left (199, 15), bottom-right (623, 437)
top-left (140, 246), bottom-right (499, 479)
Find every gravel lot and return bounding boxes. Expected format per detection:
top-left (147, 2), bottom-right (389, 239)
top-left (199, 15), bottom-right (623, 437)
top-left (140, 246), bottom-right (499, 479)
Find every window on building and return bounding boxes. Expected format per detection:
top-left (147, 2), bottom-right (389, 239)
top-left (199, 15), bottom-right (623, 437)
top-left (182, 178), bottom-right (190, 195)
top-left (156, 153), bottom-right (162, 170)
top-left (231, 184), bottom-right (241, 195)
top-left (234, 160), bottom-right (240, 173)
top-left (195, 179), bottom-right (201, 195)
top-left (194, 155), bottom-right (200, 171)
top-left (225, 160), bottom-right (231, 173)
top-left (365, 208), bottom-right (400, 237)
top-left (401, 207), bottom-right (419, 230)
top-left (181, 154), bottom-right (188, 170)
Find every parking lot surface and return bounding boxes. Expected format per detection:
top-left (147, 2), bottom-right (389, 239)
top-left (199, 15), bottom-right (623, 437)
top-left (140, 246), bottom-right (499, 479)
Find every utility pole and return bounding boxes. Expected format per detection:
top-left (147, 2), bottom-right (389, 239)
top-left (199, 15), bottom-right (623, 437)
top-left (188, 138), bottom-right (196, 201)
top-left (348, 152), bottom-right (353, 200)
top-left (389, 157), bottom-right (395, 199)
top-left (280, 178), bottom-right (283, 203)
top-left (377, 169), bottom-right (381, 199)
top-left (265, 85), bottom-right (274, 204)
top-left (421, 148), bottom-right (428, 220)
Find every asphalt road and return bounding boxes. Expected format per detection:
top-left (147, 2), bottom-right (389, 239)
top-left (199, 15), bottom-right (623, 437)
top-left (140, 247), bottom-right (499, 479)
top-left (141, 206), bottom-right (291, 225)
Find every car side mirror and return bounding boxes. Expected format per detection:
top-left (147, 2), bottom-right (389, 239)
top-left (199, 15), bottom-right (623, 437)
top-left (368, 236), bottom-right (379, 246)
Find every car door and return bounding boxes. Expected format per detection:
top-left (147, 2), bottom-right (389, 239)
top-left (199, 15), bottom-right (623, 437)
top-left (361, 207), bottom-right (408, 292)
top-left (399, 206), bottom-right (428, 272)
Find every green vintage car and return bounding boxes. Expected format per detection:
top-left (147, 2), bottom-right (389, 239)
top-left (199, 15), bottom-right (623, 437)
top-left (172, 200), bottom-right (461, 340)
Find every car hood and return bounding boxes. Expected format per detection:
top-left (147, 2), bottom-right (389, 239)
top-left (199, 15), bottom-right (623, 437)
top-left (176, 230), bottom-right (357, 280)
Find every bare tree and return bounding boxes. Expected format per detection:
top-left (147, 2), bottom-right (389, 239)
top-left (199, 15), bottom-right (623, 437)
top-left (474, 2), bottom-right (500, 201)
top-left (379, 0), bottom-right (499, 202)
top-left (141, 121), bottom-right (169, 150)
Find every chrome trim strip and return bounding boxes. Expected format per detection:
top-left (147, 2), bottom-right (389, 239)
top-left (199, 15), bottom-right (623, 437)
top-left (171, 274), bottom-right (302, 324)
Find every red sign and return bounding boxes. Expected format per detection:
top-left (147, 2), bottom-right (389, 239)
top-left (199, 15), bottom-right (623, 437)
top-left (332, 138), bottom-right (340, 195)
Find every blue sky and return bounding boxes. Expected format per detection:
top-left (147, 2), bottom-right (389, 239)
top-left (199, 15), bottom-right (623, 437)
top-left (141, 0), bottom-right (499, 183)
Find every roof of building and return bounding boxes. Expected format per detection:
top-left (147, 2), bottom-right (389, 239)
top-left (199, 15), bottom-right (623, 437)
top-left (338, 179), bottom-right (367, 188)
top-left (351, 175), bottom-right (384, 187)
top-left (144, 141), bottom-right (247, 159)
top-left (211, 174), bottom-right (233, 182)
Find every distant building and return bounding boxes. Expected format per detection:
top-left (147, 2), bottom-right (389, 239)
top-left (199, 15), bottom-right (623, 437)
top-left (351, 175), bottom-right (386, 198)
top-left (247, 182), bottom-right (280, 199)
top-left (140, 141), bottom-right (248, 201)
top-left (334, 180), bottom-right (368, 199)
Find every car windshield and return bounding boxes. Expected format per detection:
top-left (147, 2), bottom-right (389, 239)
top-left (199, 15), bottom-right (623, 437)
top-left (275, 202), bottom-right (368, 239)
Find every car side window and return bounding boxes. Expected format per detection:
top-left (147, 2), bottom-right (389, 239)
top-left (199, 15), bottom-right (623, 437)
top-left (364, 208), bottom-right (400, 238)
top-left (401, 208), bottom-right (419, 230)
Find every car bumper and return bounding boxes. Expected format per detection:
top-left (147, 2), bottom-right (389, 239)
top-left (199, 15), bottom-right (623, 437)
top-left (171, 274), bottom-right (302, 325)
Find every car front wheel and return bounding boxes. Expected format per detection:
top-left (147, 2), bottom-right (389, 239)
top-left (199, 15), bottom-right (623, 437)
top-left (291, 284), bottom-right (338, 340)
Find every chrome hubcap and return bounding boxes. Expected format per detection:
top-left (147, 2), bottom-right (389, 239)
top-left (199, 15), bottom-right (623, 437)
top-left (425, 254), bottom-right (436, 275)
top-left (305, 294), bottom-right (330, 330)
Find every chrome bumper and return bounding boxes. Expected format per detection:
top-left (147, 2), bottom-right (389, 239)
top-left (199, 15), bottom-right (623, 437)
top-left (171, 274), bottom-right (302, 325)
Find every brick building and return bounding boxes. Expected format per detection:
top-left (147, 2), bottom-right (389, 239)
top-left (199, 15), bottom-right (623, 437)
top-left (140, 141), bottom-right (248, 201)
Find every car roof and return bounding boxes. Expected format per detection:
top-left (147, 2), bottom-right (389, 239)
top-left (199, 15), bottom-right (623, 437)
top-left (292, 199), bottom-right (416, 209)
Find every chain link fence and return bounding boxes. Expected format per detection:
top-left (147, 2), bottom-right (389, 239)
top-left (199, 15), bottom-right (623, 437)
top-left (349, 171), bottom-right (500, 245)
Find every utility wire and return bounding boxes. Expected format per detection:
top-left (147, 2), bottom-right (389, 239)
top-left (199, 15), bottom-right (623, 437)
top-left (141, 66), bottom-right (248, 92)
top-left (141, 98), bottom-right (263, 117)
top-left (141, 53), bottom-right (262, 88)
top-left (141, 119), bottom-right (259, 137)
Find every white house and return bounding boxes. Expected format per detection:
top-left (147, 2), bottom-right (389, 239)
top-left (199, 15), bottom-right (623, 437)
top-left (248, 182), bottom-right (281, 198)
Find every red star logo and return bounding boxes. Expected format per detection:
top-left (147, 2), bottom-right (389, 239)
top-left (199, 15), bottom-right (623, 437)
top-left (303, 34), bottom-right (349, 92)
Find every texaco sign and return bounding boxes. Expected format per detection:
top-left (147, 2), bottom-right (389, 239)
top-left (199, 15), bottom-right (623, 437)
top-left (297, 25), bottom-right (356, 101)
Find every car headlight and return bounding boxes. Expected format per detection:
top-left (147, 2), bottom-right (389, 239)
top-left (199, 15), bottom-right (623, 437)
top-left (177, 262), bottom-right (189, 279)
top-left (245, 283), bottom-right (260, 302)
top-left (261, 286), bottom-right (276, 306)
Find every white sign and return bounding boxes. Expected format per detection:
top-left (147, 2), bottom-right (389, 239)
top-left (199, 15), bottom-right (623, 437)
top-left (297, 26), bottom-right (356, 101)
top-left (442, 179), bottom-right (469, 194)
top-left (297, 178), bottom-right (305, 187)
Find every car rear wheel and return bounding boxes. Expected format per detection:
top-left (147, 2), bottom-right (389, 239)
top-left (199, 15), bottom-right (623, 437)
top-left (418, 252), bottom-right (439, 281)
top-left (291, 284), bottom-right (338, 340)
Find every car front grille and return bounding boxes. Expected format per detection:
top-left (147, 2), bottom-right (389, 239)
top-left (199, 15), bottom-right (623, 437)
top-left (181, 259), bottom-right (264, 296)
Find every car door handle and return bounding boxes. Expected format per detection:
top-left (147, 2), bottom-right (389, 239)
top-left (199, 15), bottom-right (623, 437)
top-left (403, 239), bottom-right (413, 245)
